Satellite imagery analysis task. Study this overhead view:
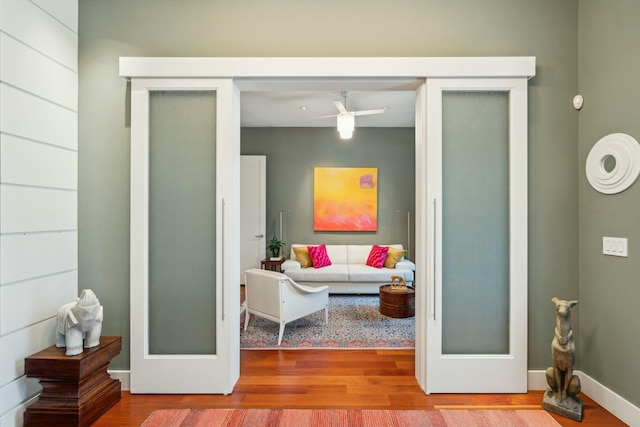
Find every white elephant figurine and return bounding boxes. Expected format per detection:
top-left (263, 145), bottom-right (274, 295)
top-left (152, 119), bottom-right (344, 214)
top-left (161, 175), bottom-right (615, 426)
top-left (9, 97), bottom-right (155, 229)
top-left (56, 289), bottom-right (104, 356)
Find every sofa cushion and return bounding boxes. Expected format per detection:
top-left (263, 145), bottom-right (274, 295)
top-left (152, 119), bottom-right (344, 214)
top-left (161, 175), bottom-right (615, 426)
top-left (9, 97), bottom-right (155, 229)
top-left (384, 247), bottom-right (407, 268)
top-left (293, 246), bottom-right (312, 268)
top-left (284, 264), bottom-right (350, 282)
top-left (325, 245), bottom-right (348, 264)
top-left (348, 264), bottom-right (414, 283)
top-left (308, 244), bottom-right (331, 268)
top-left (366, 244), bottom-right (389, 268)
top-left (395, 260), bottom-right (416, 271)
top-left (347, 245), bottom-right (374, 264)
top-left (281, 259), bottom-right (301, 271)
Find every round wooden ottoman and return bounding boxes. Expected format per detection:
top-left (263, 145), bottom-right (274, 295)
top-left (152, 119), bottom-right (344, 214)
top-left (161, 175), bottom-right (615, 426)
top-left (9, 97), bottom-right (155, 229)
top-left (379, 285), bottom-right (415, 318)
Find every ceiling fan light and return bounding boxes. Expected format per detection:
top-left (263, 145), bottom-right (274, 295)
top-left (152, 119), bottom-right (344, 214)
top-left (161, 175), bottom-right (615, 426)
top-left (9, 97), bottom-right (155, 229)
top-left (339, 129), bottom-right (353, 139)
top-left (337, 113), bottom-right (355, 139)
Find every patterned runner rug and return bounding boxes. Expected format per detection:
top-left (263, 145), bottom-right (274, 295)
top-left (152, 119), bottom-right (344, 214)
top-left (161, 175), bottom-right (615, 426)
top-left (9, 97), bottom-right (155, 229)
top-left (240, 295), bottom-right (415, 349)
top-left (142, 408), bottom-right (561, 426)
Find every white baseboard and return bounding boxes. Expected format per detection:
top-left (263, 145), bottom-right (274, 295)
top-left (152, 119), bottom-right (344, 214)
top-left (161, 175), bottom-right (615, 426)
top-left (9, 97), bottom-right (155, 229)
top-left (527, 369), bottom-right (549, 391)
top-left (109, 370), bottom-right (130, 391)
top-left (111, 368), bottom-right (638, 425)
top-left (528, 369), bottom-right (639, 426)
top-left (578, 371), bottom-right (639, 426)
top-left (0, 394), bottom-right (38, 427)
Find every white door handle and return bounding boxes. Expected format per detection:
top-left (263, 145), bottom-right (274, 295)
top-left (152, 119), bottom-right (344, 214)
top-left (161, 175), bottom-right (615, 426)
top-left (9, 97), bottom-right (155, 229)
top-left (433, 198), bottom-right (437, 321)
top-left (221, 198), bottom-right (226, 321)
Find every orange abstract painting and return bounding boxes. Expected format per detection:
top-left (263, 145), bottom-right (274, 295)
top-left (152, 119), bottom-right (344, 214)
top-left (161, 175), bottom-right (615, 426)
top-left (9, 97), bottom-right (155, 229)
top-left (314, 167), bottom-right (378, 231)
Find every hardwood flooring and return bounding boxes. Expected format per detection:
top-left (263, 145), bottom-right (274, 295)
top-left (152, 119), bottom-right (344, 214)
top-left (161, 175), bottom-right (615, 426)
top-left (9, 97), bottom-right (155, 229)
top-left (93, 349), bottom-right (627, 427)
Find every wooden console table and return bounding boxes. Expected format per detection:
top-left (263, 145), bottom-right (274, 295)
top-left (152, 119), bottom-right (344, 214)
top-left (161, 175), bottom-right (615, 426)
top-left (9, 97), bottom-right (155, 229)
top-left (24, 336), bottom-right (122, 427)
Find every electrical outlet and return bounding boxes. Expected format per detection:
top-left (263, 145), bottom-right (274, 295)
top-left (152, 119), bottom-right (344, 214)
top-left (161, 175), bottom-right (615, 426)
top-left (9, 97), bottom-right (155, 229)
top-left (603, 237), bottom-right (628, 257)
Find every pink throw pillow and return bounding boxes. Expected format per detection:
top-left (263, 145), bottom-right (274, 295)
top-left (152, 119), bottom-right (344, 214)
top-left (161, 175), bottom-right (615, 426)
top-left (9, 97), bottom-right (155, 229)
top-left (308, 244), bottom-right (332, 268)
top-left (366, 244), bottom-right (389, 269)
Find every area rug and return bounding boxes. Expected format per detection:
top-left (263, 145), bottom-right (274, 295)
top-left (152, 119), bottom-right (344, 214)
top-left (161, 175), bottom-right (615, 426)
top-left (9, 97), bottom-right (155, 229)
top-left (240, 295), bottom-right (414, 349)
top-left (141, 409), bottom-right (561, 426)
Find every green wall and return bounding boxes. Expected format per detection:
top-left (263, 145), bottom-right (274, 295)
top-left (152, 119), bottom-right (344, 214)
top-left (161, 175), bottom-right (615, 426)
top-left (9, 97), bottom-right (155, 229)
top-left (578, 0), bottom-right (640, 407)
top-left (241, 128), bottom-right (415, 254)
top-left (78, 0), bottom-right (579, 381)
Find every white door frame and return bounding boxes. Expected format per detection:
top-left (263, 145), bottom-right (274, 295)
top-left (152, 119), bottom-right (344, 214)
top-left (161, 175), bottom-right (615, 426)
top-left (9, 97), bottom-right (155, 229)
top-left (121, 57), bottom-right (535, 394)
top-left (240, 155), bottom-right (267, 283)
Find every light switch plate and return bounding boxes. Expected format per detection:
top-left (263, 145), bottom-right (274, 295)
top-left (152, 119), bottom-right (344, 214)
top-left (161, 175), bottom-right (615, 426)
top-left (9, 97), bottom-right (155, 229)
top-left (603, 237), bottom-right (628, 257)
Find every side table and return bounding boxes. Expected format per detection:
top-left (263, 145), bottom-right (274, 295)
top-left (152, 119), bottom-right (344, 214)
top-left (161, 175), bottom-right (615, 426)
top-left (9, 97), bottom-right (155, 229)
top-left (379, 285), bottom-right (416, 318)
top-left (24, 336), bottom-right (122, 427)
top-left (261, 258), bottom-right (284, 272)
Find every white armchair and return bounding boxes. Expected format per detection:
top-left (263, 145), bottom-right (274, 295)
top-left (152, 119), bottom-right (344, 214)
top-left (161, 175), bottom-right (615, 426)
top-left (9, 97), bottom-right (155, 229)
top-left (243, 268), bottom-right (329, 345)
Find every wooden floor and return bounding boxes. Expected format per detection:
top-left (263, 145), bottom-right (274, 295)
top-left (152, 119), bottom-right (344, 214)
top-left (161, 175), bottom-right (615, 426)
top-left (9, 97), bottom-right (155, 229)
top-left (93, 349), bottom-right (627, 427)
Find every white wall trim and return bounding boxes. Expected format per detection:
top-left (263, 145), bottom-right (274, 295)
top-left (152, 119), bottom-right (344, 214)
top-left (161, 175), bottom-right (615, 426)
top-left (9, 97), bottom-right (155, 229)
top-left (108, 370), bottom-right (130, 392)
top-left (120, 57), bottom-right (536, 80)
top-left (528, 369), bottom-right (640, 426)
top-left (527, 369), bottom-right (549, 391)
top-left (0, 393), bottom-right (38, 427)
top-left (578, 371), bottom-right (640, 426)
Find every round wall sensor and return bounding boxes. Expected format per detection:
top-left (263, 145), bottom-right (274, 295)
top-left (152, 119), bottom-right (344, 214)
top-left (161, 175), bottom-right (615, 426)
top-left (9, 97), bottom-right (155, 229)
top-left (573, 95), bottom-right (584, 110)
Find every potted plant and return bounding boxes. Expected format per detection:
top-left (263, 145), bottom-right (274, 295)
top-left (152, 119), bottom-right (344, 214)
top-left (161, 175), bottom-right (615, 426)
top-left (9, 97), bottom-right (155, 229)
top-left (266, 236), bottom-right (286, 258)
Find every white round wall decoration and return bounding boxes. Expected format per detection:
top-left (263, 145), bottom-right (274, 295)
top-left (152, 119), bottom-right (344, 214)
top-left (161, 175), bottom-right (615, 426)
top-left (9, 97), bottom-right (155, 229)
top-left (585, 133), bottom-right (640, 194)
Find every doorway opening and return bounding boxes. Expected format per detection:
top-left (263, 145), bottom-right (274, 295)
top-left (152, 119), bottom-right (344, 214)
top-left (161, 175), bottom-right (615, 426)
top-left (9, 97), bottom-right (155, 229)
top-left (238, 86), bottom-right (419, 353)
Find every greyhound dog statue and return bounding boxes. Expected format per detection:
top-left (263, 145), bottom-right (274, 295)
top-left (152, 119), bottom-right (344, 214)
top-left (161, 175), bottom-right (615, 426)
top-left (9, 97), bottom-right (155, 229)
top-left (546, 297), bottom-right (581, 400)
top-left (544, 297), bottom-right (582, 421)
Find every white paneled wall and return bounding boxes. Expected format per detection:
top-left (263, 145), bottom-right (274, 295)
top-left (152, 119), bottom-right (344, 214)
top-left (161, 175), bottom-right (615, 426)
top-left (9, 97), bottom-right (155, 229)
top-left (0, 0), bottom-right (78, 426)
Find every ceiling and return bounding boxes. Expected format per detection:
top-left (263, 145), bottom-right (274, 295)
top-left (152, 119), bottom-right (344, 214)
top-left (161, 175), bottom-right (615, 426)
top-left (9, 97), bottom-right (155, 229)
top-left (240, 90), bottom-right (417, 128)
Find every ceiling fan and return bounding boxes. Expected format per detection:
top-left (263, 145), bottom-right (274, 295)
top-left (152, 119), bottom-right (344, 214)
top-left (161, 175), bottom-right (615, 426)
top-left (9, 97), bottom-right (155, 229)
top-left (317, 91), bottom-right (387, 139)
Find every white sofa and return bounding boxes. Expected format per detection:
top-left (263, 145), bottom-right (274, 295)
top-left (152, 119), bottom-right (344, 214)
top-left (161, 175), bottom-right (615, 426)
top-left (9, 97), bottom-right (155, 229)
top-left (281, 244), bottom-right (415, 294)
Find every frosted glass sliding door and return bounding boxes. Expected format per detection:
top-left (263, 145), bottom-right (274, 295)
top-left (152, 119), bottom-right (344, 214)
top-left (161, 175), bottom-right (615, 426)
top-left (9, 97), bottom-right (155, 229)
top-left (441, 91), bottom-right (509, 355)
top-left (148, 90), bottom-right (217, 355)
top-left (130, 78), bottom-right (240, 394)
top-left (426, 78), bottom-right (528, 393)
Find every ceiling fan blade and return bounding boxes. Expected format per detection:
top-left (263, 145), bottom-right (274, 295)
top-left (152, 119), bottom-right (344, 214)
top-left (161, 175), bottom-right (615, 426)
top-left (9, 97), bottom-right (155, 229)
top-left (333, 100), bottom-right (348, 114)
top-left (311, 114), bottom-right (338, 119)
top-left (352, 108), bottom-right (387, 116)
